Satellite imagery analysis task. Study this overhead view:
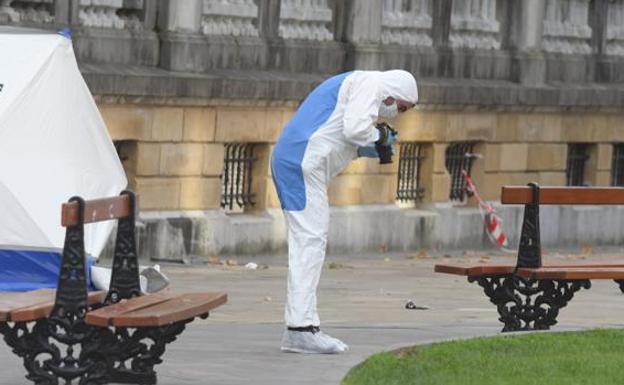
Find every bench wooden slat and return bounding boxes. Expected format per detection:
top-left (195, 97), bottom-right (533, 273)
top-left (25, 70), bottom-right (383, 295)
top-left (7, 291), bottom-right (107, 322)
top-left (435, 263), bottom-right (624, 278)
top-left (85, 292), bottom-right (176, 327)
top-left (517, 267), bottom-right (624, 280)
top-left (0, 289), bottom-right (56, 322)
top-left (62, 194), bottom-right (132, 227)
top-left (434, 264), bottom-right (515, 276)
top-left (501, 186), bottom-right (624, 205)
top-left (103, 293), bottom-right (227, 327)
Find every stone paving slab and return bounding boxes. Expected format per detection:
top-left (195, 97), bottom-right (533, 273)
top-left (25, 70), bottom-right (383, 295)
top-left (2, 252), bottom-right (624, 384)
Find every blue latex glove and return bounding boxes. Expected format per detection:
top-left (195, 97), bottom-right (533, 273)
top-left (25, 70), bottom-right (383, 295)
top-left (357, 146), bottom-right (379, 158)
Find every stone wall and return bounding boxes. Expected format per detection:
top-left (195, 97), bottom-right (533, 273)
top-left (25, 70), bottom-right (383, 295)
top-left (99, 102), bottom-right (624, 209)
top-left (3, 0), bottom-right (624, 257)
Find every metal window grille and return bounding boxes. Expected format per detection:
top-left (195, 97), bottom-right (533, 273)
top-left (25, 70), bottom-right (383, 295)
top-left (445, 142), bottom-right (476, 202)
top-left (612, 144), bottom-right (624, 186)
top-left (396, 143), bottom-right (425, 202)
top-left (566, 144), bottom-right (589, 186)
top-left (221, 143), bottom-right (257, 211)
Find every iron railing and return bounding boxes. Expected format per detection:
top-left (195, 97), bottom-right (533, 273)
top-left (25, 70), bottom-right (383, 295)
top-left (612, 144), bottom-right (624, 186)
top-left (396, 143), bottom-right (425, 202)
top-left (221, 143), bottom-right (257, 211)
top-left (445, 142), bottom-right (477, 202)
top-left (566, 144), bottom-right (590, 186)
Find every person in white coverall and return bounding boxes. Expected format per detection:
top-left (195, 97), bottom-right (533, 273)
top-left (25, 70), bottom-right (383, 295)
top-left (271, 70), bottom-right (418, 354)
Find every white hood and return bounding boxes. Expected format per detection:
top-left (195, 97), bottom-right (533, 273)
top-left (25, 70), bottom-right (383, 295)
top-left (378, 69), bottom-right (418, 105)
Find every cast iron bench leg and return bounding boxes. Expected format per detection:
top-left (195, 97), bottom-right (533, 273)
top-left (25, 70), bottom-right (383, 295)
top-left (104, 320), bottom-right (193, 385)
top-left (468, 274), bottom-right (519, 332)
top-left (468, 275), bottom-right (591, 332)
top-left (0, 318), bottom-right (109, 385)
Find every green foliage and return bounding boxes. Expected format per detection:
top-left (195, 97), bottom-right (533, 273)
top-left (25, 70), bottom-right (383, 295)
top-left (342, 329), bottom-right (624, 385)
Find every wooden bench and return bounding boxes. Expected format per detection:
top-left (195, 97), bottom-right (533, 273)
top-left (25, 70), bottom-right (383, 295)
top-left (435, 183), bottom-right (624, 332)
top-left (0, 191), bottom-right (227, 385)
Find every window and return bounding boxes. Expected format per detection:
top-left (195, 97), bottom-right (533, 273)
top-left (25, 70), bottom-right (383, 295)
top-left (221, 143), bottom-right (257, 212)
top-left (113, 140), bottom-right (133, 163)
top-left (396, 142), bottom-right (425, 202)
top-left (112, 140), bottom-right (136, 186)
top-left (566, 144), bottom-right (590, 186)
top-left (445, 142), bottom-right (477, 202)
top-left (612, 144), bottom-right (624, 186)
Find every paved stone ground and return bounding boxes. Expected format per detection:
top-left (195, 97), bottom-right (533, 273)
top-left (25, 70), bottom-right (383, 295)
top-left (2, 250), bottom-right (624, 384)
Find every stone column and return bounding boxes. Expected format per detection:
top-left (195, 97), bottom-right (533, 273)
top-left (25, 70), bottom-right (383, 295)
top-left (142, 0), bottom-right (157, 30)
top-left (510, 0), bottom-right (546, 51)
top-left (508, 0), bottom-right (547, 85)
top-left (54, 0), bottom-right (71, 24)
top-left (258, 0), bottom-right (280, 40)
top-left (343, 0), bottom-right (382, 44)
top-left (157, 0), bottom-right (202, 33)
top-left (340, 0), bottom-right (383, 69)
top-left (431, 0), bottom-right (452, 47)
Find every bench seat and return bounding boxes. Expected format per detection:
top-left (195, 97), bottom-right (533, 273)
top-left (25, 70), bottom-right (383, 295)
top-left (435, 263), bottom-right (624, 278)
top-left (85, 292), bottom-right (227, 327)
top-left (516, 267), bottom-right (624, 280)
top-left (0, 289), bottom-right (106, 322)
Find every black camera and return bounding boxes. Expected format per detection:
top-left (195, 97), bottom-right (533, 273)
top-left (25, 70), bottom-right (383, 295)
top-left (375, 122), bottom-right (397, 164)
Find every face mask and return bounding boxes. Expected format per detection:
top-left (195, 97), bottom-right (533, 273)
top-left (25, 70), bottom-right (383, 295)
top-left (378, 102), bottom-right (399, 118)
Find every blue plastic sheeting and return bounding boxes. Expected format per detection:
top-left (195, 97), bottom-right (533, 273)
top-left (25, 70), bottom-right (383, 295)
top-left (0, 248), bottom-right (94, 292)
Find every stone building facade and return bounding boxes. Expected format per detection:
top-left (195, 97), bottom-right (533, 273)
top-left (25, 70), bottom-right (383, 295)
top-left (2, 0), bottom-right (624, 259)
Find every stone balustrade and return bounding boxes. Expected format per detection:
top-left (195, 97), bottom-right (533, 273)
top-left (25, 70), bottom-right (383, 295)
top-left (606, 0), bottom-right (624, 56)
top-left (542, 0), bottom-right (592, 54)
top-left (9, 0), bottom-right (53, 23)
top-left (202, 0), bottom-right (259, 37)
top-left (279, 0), bottom-right (333, 41)
top-left (381, 0), bottom-right (433, 46)
top-left (0, 0), bottom-right (622, 83)
top-left (450, 0), bottom-right (500, 49)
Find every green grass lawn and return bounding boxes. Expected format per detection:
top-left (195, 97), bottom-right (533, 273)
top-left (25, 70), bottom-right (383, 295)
top-left (342, 329), bottom-right (624, 385)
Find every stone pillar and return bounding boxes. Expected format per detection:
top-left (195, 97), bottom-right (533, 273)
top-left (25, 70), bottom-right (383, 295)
top-left (340, 0), bottom-right (383, 69)
top-left (258, 0), bottom-right (280, 40)
top-left (54, 0), bottom-right (71, 24)
top-left (508, 0), bottom-right (547, 85)
top-left (157, 0), bottom-right (202, 33)
top-left (142, 0), bottom-right (157, 30)
top-left (510, 0), bottom-right (546, 51)
top-left (343, 0), bottom-right (382, 44)
top-left (431, 0), bottom-right (452, 47)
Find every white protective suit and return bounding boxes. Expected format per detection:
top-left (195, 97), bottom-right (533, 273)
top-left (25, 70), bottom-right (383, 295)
top-left (271, 70), bottom-right (418, 328)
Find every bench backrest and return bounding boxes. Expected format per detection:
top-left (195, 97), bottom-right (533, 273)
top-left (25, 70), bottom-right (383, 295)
top-left (61, 194), bottom-right (133, 227)
top-left (499, 183), bottom-right (624, 269)
top-left (54, 191), bottom-right (141, 320)
top-left (502, 186), bottom-right (624, 205)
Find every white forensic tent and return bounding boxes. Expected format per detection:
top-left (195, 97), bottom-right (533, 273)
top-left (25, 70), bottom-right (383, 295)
top-left (0, 27), bottom-right (126, 291)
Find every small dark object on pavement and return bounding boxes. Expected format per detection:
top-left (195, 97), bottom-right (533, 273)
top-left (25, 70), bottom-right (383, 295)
top-left (405, 301), bottom-right (430, 310)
